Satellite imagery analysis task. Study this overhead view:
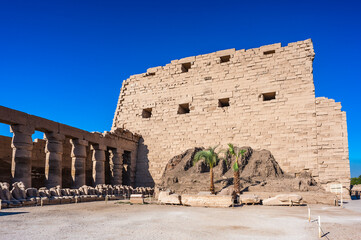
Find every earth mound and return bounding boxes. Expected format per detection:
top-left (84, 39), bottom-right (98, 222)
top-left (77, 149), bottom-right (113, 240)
top-left (157, 147), bottom-right (319, 195)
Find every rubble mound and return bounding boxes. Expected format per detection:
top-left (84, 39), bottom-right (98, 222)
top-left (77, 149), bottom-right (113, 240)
top-left (158, 147), bottom-right (319, 195)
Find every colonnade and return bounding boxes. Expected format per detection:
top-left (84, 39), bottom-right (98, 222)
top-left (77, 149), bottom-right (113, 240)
top-left (9, 123), bottom-right (134, 188)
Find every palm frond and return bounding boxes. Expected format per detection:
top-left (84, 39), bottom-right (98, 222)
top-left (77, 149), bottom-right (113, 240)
top-left (193, 150), bottom-right (211, 166)
top-left (193, 146), bottom-right (221, 168)
top-left (238, 149), bottom-right (246, 158)
top-left (227, 143), bottom-right (235, 156)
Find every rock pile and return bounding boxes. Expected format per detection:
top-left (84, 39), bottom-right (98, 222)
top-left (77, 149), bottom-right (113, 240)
top-left (158, 147), bottom-right (320, 195)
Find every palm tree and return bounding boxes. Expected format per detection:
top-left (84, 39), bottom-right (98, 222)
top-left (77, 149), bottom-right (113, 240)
top-left (193, 146), bottom-right (219, 194)
top-left (228, 144), bottom-right (246, 194)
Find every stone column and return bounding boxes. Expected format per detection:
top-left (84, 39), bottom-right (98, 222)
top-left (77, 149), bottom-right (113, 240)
top-left (10, 124), bottom-right (35, 188)
top-left (109, 148), bottom-right (123, 185)
top-left (44, 132), bottom-right (65, 188)
top-left (91, 144), bottom-right (106, 186)
top-left (70, 139), bottom-right (88, 188)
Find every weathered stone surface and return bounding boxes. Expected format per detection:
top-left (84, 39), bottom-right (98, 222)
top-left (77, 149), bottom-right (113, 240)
top-left (44, 132), bottom-right (65, 188)
top-left (130, 194), bottom-right (144, 204)
top-left (10, 124), bottom-right (34, 188)
top-left (109, 148), bottom-right (123, 185)
top-left (239, 194), bottom-right (261, 205)
top-left (11, 182), bottom-right (36, 205)
top-left (0, 182), bottom-right (22, 207)
top-left (262, 194), bottom-right (302, 206)
top-left (181, 194), bottom-right (233, 208)
top-left (91, 144), bottom-right (106, 186)
top-left (70, 139), bottom-right (88, 189)
top-left (158, 191), bottom-right (181, 205)
top-left (112, 39), bottom-right (350, 191)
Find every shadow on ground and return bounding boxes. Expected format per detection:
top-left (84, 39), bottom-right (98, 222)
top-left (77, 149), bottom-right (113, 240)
top-left (0, 211), bottom-right (28, 216)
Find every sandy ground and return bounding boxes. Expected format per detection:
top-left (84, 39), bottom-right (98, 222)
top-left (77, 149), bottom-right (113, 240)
top-left (0, 200), bottom-right (360, 240)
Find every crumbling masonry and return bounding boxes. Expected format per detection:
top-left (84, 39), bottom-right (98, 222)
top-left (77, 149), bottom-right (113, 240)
top-left (112, 39), bottom-right (350, 192)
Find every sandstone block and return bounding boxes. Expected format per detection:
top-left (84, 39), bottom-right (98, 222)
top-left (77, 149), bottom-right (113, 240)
top-left (130, 194), bottom-right (144, 204)
top-left (181, 194), bottom-right (233, 208)
top-left (158, 191), bottom-right (181, 205)
top-left (262, 194), bottom-right (302, 206)
top-left (239, 194), bottom-right (261, 205)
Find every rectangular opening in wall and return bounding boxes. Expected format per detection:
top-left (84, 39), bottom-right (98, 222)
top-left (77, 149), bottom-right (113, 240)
top-left (62, 138), bottom-right (73, 188)
top-left (177, 103), bottom-right (190, 114)
top-left (263, 50), bottom-right (275, 55)
top-left (220, 55), bottom-right (230, 63)
top-left (104, 148), bottom-right (110, 185)
top-left (218, 98), bottom-right (230, 107)
top-left (142, 108), bottom-right (152, 118)
top-left (32, 130), bottom-right (46, 188)
top-left (262, 92), bottom-right (276, 101)
top-left (147, 72), bottom-right (155, 76)
top-left (123, 150), bottom-right (131, 165)
top-left (0, 123), bottom-right (12, 184)
top-left (122, 150), bottom-right (131, 186)
top-left (181, 62), bottom-right (191, 73)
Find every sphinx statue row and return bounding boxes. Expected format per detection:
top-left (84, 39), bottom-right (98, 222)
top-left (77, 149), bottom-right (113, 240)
top-left (0, 182), bottom-right (154, 208)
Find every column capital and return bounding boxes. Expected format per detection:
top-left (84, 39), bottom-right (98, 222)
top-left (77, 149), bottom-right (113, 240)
top-left (10, 124), bottom-right (35, 135)
top-left (91, 143), bottom-right (107, 151)
top-left (109, 148), bottom-right (124, 154)
top-left (44, 132), bottom-right (65, 141)
top-left (70, 138), bottom-right (88, 146)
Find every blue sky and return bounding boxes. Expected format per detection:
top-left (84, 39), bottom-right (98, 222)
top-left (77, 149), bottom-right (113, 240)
top-left (0, 0), bottom-right (360, 177)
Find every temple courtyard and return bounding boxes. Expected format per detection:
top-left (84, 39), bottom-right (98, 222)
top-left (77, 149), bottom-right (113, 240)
top-left (1, 200), bottom-right (360, 240)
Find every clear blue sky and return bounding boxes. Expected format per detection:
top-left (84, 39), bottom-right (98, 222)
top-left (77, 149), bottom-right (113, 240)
top-left (0, 1), bottom-right (360, 177)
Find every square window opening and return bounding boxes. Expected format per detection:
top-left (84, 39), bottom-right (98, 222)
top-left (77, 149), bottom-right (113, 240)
top-left (147, 72), bottom-right (155, 76)
top-left (218, 98), bottom-right (230, 107)
top-left (220, 55), bottom-right (231, 63)
top-left (262, 92), bottom-right (276, 101)
top-left (177, 103), bottom-right (190, 114)
top-left (263, 50), bottom-right (276, 55)
top-left (181, 63), bottom-right (191, 73)
top-left (142, 108), bottom-right (152, 118)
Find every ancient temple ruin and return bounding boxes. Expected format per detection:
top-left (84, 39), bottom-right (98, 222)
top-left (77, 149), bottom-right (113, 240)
top-left (112, 39), bottom-right (350, 192)
top-left (0, 39), bottom-right (351, 193)
top-left (0, 106), bottom-right (140, 189)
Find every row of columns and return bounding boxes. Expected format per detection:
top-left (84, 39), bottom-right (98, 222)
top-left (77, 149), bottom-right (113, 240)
top-left (10, 124), bottom-right (131, 188)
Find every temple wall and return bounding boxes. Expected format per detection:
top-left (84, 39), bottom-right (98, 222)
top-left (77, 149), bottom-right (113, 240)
top-left (315, 97), bottom-right (350, 190)
top-left (112, 39), bottom-right (350, 190)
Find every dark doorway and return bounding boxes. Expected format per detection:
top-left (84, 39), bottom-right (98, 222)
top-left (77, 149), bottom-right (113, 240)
top-left (105, 149), bottom-right (111, 184)
top-left (122, 150), bottom-right (131, 186)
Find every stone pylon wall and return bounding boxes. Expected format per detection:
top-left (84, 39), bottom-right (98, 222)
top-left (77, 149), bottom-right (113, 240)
top-left (112, 39), bottom-right (350, 190)
top-left (315, 97), bottom-right (350, 190)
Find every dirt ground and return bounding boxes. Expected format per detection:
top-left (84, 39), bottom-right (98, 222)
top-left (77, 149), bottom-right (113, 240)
top-left (0, 200), bottom-right (360, 240)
